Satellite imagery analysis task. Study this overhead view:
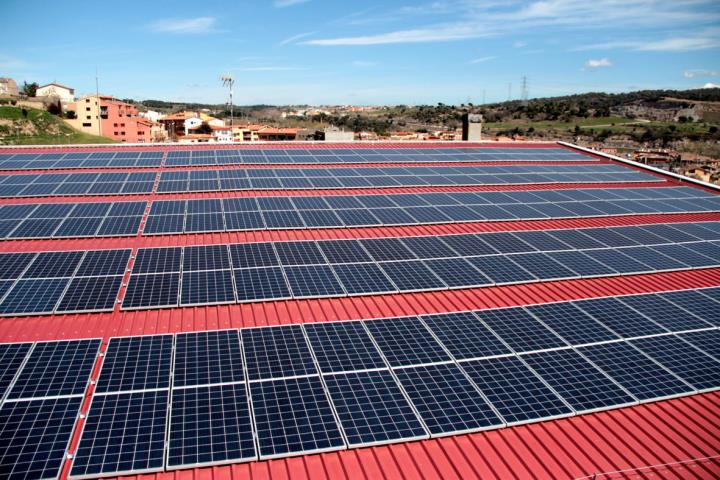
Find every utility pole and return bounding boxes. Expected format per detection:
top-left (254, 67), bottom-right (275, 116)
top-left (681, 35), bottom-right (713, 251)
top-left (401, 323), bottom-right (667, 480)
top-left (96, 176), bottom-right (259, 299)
top-left (221, 74), bottom-right (234, 128)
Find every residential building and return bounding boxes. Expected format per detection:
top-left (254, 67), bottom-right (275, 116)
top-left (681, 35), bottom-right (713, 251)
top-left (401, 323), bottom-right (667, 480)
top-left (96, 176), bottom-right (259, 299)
top-left (67, 95), bottom-right (154, 142)
top-left (36, 83), bottom-right (75, 105)
top-left (177, 133), bottom-right (213, 143)
top-left (256, 127), bottom-right (299, 141)
top-left (211, 125), bottom-right (233, 143)
top-left (0, 77), bottom-right (18, 97)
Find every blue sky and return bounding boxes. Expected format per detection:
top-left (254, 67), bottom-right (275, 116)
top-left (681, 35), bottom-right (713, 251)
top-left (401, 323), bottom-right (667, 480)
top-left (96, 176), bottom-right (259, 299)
top-left (2, 0), bottom-right (719, 105)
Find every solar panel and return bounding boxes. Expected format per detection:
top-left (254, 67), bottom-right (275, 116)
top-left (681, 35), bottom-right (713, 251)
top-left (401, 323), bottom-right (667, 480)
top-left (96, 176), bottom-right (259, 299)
top-left (477, 307), bottom-right (568, 353)
top-left (378, 260), bottom-right (446, 292)
top-left (274, 241), bottom-right (326, 266)
top-left (167, 384), bottom-right (255, 469)
top-left (364, 316), bottom-right (451, 367)
top-left (122, 273), bottom-right (180, 309)
top-left (400, 236), bottom-right (457, 259)
top-left (573, 297), bottom-right (668, 338)
top-left (8, 339), bottom-right (100, 400)
top-left (180, 270), bottom-right (235, 306)
top-left (618, 294), bottom-right (713, 332)
top-left (74, 249), bottom-right (131, 277)
top-left (132, 247), bottom-right (182, 274)
top-left (56, 276), bottom-right (123, 313)
top-left (521, 349), bottom-right (636, 412)
top-left (0, 342), bottom-right (33, 400)
top-left (284, 264), bottom-right (345, 298)
top-left (0, 252), bottom-right (35, 279)
top-left (250, 376), bottom-right (345, 459)
top-left (0, 396), bottom-right (82, 480)
top-left (676, 329), bottom-right (720, 360)
top-left (630, 335), bottom-right (720, 391)
top-left (324, 370), bottom-right (428, 447)
top-left (233, 267), bottom-right (291, 302)
top-left (182, 245), bottom-right (231, 271)
top-left (95, 335), bottom-right (173, 393)
top-left (525, 302), bottom-right (620, 345)
top-left (332, 263), bottom-right (397, 295)
top-left (173, 330), bottom-right (244, 388)
top-left (0, 278), bottom-right (69, 316)
top-left (460, 356), bottom-right (573, 425)
top-left (71, 390), bottom-right (168, 477)
top-left (425, 258), bottom-right (493, 288)
top-left (467, 255), bottom-right (537, 284)
top-left (241, 325), bottom-right (317, 381)
top-left (304, 321), bottom-right (385, 374)
top-left (394, 363), bottom-right (504, 435)
top-left (422, 311), bottom-right (512, 360)
top-left (658, 290), bottom-right (720, 326)
top-left (509, 253), bottom-right (579, 280)
top-left (578, 342), bottom-right (694, 401)
top-left (23, 251), bottom-right (84, 278)
top-left (229, 242), bottom-right (278, 268)
top-left (317, 239), bottom-right (372, 264)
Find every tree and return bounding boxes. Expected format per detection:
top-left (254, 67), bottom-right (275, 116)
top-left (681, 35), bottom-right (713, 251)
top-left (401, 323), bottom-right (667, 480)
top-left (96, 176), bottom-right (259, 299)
top-left (195, 122), bottom-right (213, 134)
top-left (21, 82), bottom-right (38, 97)
top-left (47, 101), bottom-right (62, 116)
top-left (65, 111), bottom-right (77, 120)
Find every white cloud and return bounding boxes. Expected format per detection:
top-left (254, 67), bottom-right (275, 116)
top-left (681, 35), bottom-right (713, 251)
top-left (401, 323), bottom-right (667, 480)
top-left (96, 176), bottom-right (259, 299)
top-left (513, 40), bottom-right (527, 48)
top-left (305, 1), bottom-right (720, 47)
top-left (278, 31), bottom-right (316, 46)
top-left (702, 82), bottom-right (720, 88)
top-left (585, 58), bottom-right (613, 68)
top-left (274, 0), bottom-right (310, 7)
top-left (574, 28), bottom-right (720, 52)
top-left (468, 56), bottom-right (496, 64)
top-left (684, 70), bottom-right (720, 78)
top-left (148, 17), bottom-right (217, 34)
top-left (0, 54), bottom-right (30, 69)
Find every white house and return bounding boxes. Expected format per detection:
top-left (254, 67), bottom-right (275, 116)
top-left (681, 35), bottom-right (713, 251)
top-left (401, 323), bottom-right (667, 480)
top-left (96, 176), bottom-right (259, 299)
top-left (36, 83), bottom-right (75, 104)
top-left (211, 125), bottom-right (233, 143)
top-left (183, 117), bottom-right (203, 135)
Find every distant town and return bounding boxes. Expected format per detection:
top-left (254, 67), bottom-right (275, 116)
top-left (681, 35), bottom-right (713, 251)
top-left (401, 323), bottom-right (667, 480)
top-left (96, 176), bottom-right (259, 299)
top-left (1, 76), bottom-right (719, 184)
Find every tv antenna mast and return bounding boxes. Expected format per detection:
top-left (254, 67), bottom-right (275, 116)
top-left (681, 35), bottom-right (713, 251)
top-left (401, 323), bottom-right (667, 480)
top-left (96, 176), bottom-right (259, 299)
top-left (220, 74), bottom-right (234, 127)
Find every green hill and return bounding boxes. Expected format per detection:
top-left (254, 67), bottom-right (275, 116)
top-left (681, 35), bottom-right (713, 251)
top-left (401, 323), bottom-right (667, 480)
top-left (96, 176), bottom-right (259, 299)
top-left (0, 105), bottom-right (116, 145)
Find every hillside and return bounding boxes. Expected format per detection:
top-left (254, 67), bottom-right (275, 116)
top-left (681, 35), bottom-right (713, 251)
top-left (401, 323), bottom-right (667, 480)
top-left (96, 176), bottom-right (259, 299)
top-left (0, 106), bottom-right (115, 145)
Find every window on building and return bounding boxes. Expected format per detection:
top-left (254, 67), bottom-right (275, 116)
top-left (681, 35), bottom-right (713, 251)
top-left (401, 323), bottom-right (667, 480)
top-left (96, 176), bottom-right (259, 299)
top-left (120, 123), bottom-right (125, 127)
top-left (113, 123), bottom-right (118, 127)
top-left (86, 107), bottom-right (90, 111)
top-left (114, 132), bottom-right (118, 135)
top-left (86, 116), bottom-right (91, 120)
top-left (82, 123), bottom-right (91, 127)
top-left (121, 132), bottom-right (125, 135)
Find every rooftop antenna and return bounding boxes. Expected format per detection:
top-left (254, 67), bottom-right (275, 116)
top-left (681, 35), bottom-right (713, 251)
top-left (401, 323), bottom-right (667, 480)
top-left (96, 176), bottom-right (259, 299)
top-left (220, 74), bottom-right (234, 128)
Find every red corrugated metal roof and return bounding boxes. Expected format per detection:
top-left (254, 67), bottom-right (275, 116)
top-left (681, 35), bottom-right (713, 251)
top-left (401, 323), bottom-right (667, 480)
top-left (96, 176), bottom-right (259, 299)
top-left (0, 141), bottom-right (718, 480)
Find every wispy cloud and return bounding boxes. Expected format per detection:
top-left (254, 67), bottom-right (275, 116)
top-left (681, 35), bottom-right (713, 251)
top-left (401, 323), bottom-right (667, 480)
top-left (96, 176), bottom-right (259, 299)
top-left (585, 58), bottom-right (613, 68)
top-left (274, 0), bottom-right (310, 7)
top-left (304, 1), bottom-right (720, 47)
top-left (575, 34), bottom-right (720, 52)
top-left (148, 16), bottom-right (217, 34)
top-left (0, 54), bottom-right (30, 69)
top-left (684, 69), bottom-right (720, 78)
top-left (468, 56), bottom-right (496, 64)
top-left (278, 31), bottom-right (316, 46)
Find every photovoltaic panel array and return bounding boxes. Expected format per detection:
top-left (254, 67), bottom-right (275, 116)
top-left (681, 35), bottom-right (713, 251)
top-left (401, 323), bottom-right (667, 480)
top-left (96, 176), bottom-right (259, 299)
top-left (123, 222), bottom-right (720, 310)
top-left (2, 286), bottom-right (719, 475)
top-left (0, 147), bottom-right (593, 171)
top-left (144, 186), bottom-right (720, 235)
top-left (0, 172), bottom-right (155, 198)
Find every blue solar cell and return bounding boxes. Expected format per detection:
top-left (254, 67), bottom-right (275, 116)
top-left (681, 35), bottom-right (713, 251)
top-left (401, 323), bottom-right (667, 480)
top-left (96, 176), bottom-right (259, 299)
top-left (274, 241), bottom-right (326, 266)
top-left (304, 321), bottom-right (386, 373)
top-left (332, 263), bottom-right (397, 295)
top-left (122, 273), bottom-right (180, 309)
top-left (659, 290), bottom-right (720, 326)
top-left (0, 278), bottom-right (69, 315)
top-left (378, 260), bottom-right (446, 291)
top-left (424, 258), bottom-right (493, 288)
top-left (0, 342), bottom-right (32, 400)
top-left (173, 330), bottom-right (244, 387)
top-left (478, 307), bottom-right (568, 353)
top-left (181, 270), bottom-right (235, 306)
top-left (132, 247), bottom-right (182, 274)
top-left (573, 297), bottom-right (668, 338)
top-left (510, 252), bottom-right (579, 280)
top-left (57, 276), bottom-right (123, 313)
top-left (619, 293), bottom-right (713, 332)
top-left (676, 330), bottom-right (720, 360)
top-left (525, 302), bottom-right (620, 345)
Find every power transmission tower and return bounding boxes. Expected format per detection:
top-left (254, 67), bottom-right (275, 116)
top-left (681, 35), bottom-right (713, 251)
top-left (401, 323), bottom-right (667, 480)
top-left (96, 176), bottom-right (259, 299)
top-left (521, 76), bottom-right (529, 106)
top-left (507, 83), bottom-right (512, 102)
